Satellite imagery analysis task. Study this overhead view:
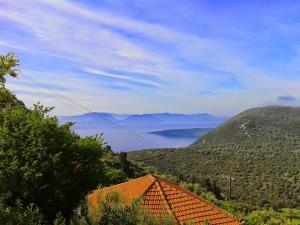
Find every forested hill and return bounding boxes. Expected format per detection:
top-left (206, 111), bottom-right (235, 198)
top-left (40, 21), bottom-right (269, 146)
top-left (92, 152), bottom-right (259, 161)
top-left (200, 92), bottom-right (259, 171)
top-left (129, 106), bottom-right (300, 209)
top-left (193, 105), bottom-right (300, 146)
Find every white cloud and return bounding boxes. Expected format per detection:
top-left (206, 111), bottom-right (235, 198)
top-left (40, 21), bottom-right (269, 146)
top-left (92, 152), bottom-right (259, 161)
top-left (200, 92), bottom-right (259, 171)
top-left (83, 68), bottom-right (162, 88)
top-left (0, 39), bottom-right (28, 51)
top-left (0, 0), bottom-right (236, 79)
top-left (1, 0), bottom-right (300, 116)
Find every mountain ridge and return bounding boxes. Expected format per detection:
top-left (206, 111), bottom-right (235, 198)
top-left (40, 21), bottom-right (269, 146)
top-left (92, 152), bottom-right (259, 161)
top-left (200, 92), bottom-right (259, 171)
top-left (192, 105), bottom-right (300, 146)
top-left (59, 112), bottom-right (227, 128)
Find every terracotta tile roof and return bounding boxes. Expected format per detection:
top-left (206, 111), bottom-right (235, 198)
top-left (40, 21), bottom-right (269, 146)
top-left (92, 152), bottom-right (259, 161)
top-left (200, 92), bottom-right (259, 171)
top-left (89, 174), bottom-right (155, 208)
top-left (88, 175), bottom-right (242, 225)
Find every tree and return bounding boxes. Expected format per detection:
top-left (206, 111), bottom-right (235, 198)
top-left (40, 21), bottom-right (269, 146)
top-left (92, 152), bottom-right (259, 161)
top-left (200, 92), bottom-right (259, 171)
top-left (119, 152), bottom-right (136, 177)
top-left (0, 52), bottom-right (20, 87)
top-left (0, 85), bottom-right (25, 111)
top-left (212, 180), bottom-right (223, 200)
top-left (0, 104), bottom-right (105, 222)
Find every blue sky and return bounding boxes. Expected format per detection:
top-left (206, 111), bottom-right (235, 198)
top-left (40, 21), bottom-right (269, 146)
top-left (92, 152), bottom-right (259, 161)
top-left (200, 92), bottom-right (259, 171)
top-left (0, 0), bottom-right (300, 116)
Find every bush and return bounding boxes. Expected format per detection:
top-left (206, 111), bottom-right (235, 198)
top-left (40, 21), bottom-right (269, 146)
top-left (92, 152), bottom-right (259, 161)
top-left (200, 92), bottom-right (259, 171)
top-left (244, 209), bottom-right (292, 225)
top-left (88, 192), bottom-right (175, 225)
top-left (0, 200), bottom-right (44, 225)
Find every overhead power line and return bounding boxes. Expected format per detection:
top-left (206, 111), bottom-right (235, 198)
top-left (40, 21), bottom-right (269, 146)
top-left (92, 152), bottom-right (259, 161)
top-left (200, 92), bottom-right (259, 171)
top-left (133, 149), bottom-right (176, 162)
top-left (22, 76), bottom-right (172, 154)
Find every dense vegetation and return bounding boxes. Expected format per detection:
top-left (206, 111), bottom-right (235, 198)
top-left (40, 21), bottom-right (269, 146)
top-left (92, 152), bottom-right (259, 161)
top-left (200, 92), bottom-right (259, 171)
top-left (278, 208), bottom-right (300, 225)
top-left (0, 103), bottom-right (146, 223)
top-left (129, 106), bottom-right (300, 209)
top-left (0, 52), bottom-right (24, 110)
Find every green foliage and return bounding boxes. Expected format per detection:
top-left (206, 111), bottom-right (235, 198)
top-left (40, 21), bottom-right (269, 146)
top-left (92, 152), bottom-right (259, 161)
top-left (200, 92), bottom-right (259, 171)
top-left (278, 208), bottom-right (300, 224)
top-left (0, 104), bottom-right (105, 221)
top-left (0, 87), bottom-right (24, 110)
top-left (53, 213), bottom-right (67, 225)
top-left (101, 149), bottom-right (147, 186)
top-left (0, 52), bottom-right (20, 87)
top-left (129, 106), bottom-right (300, 209)
top-left (72, 192), bottom-right (176, 225)
top-left (193, 106), bottom-right (300, 145)
top-left (93, 193), bottom-right (178, 225)
top-left (0, 200), bottom-right (44, 225)
top-left (244, 209), bottom-right (292, 225)
top-left (0, 52), bottom-right (24, 110)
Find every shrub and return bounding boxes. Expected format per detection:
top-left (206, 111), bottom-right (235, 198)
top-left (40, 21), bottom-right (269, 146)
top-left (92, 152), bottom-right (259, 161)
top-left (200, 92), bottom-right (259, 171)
top-left (0, 200), bottom-right (44, 225)
top-left (72, 192), bottom-right (176, 225)
top-left (243, 209), bottom-right (292, 225)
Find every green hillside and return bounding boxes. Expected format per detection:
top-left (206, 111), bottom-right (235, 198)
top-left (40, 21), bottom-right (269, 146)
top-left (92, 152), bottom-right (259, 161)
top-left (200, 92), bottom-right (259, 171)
top-left (129, 106), bottom-right (300, 209)
top-left (194, 106), bottom-right (300, 145)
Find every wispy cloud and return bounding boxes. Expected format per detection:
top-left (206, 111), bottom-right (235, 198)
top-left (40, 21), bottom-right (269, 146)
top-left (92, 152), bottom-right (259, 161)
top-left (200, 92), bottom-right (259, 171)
top-left (0, 39), bottom-right (28, 51)
top-left (277, 95), bottom-right (297, 102)
top-left (0, 0), bottom-right (300, 116)
top-left (83, 68), bottom-right (162, 89)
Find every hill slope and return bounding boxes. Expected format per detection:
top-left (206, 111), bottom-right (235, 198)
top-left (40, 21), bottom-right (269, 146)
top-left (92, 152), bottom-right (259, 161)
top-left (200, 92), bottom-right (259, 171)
top-left (194, 106), bottom-right (300, 145)
top-left (129, 106), bottom-right (300, 208)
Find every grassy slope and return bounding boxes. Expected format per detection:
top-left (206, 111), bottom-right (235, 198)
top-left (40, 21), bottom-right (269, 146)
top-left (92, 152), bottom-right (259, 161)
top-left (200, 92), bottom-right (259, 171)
top-left (129, 106), bottom-right (300, 208)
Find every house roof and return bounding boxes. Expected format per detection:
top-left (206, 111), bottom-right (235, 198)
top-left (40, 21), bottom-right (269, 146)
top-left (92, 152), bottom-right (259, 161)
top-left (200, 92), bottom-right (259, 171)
top-left (88, 175), bottom-right (241, 225)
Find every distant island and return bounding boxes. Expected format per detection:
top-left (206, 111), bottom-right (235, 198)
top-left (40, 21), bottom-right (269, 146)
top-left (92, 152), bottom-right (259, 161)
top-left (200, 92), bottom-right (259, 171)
top-left (60, 112), bottom-right (226, 150)
top-left (149, 128), bottom-right (212, 138)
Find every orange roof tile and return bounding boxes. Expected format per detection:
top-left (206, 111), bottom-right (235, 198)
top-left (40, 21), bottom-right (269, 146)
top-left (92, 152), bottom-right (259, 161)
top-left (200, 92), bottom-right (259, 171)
top-left (89, 174), bottom-right (155, 208)
top-left (88, 175), bottom-right (242, 225)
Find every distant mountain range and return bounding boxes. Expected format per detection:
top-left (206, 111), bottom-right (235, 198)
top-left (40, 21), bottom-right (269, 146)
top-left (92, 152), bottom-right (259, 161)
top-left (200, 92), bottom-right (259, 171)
top-left (60, 112), bottom-right (227, 129)
top-left (59, 112), bottom-right (227, 151)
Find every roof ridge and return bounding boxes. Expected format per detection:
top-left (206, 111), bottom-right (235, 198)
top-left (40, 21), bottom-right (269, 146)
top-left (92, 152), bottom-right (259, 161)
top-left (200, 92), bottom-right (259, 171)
top-left (155, 180), bottom-right (179, 224)
top-left (140, 176), bottom-right (157, 197)
top-left (90, 174), bottom-right (155, 194)
top-left (153, 175), bottom-right (239, 221)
